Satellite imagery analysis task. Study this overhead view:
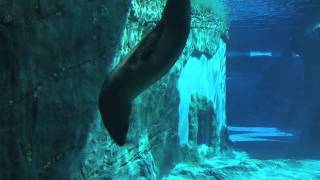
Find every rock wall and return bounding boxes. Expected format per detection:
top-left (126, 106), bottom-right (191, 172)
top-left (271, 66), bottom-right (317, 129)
top-left (79, 0), bottom-right (228, 179)
top-left (292, 10), bottom-right (320, 144)
top-left (0, 0), bottom-right (130, 179)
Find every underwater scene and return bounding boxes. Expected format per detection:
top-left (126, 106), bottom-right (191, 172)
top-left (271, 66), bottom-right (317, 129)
top-left (1, 0), bottom-right (320, 179)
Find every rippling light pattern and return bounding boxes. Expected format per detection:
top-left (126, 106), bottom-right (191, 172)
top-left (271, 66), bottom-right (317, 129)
top-left (228, 126), bottom-right (294, 142)
top-left (225, 0), bottom-right (297, 22)
top-left (249, 51), bottom-right (272, 57)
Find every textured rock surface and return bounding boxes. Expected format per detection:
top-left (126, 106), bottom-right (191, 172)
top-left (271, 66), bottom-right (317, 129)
top-left (78, 0), bottom-right (228, 179)
top-left (0, 0), bottom-right (130, 179)
top-left (0, 0), bottom-right (228, 179)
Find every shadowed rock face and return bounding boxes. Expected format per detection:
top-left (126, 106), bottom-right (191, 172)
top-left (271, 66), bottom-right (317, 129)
top-left (99, 0), bottom-right (191, 146)
top-left (188, 94), bottom-right (216, 146)
top-left (292, 17), bottom-right (320, 143)
top-left (0, 0), bottom-right (130, 179)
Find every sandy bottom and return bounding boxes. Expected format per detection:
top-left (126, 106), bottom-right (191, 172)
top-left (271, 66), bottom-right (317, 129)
top-left (163, 151), bottom-right (320, 180)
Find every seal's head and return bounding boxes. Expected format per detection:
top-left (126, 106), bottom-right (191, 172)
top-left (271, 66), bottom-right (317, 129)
top-left (99, 93), bottom-right (132, 146)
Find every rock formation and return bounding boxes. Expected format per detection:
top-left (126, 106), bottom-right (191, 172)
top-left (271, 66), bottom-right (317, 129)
top-left (0, 0), bottom-right (130, 179)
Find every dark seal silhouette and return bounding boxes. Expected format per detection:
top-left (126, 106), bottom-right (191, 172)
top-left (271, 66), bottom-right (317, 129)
top-left (99, 0), bottom-right (191, 146)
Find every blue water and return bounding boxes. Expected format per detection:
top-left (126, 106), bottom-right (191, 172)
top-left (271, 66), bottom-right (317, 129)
top-left (226, 0), bottom-right (320, 159)
top-left (226, 0), bottom-right (320, 52)
top-left (226, 0), bottom-right (319, 29)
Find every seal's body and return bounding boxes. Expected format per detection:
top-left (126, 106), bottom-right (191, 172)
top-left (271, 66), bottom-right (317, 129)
top-left (99, 0), bottom-right (191, 146)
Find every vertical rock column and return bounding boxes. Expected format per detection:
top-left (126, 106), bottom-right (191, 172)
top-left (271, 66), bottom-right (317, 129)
top-left (188, 94), bottom-right (216, 147)
top-left (292, 23), bottom-right (320, 144)
top-left (304, 22), bottom-right (320, 144)
top-left (291, 3), bottom-right (320, 144)
top-left (303, 47), bottom-right (320, 144)
top-left (0, 0), bottom-right (130, 179)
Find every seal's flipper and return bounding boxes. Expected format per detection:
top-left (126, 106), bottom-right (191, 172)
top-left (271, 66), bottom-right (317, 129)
top-left (99, 96), bottom-right (132, 146)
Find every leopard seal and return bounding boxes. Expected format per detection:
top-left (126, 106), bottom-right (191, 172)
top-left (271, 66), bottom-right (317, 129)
top-left (99, 0), bottom-right (191, 146)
